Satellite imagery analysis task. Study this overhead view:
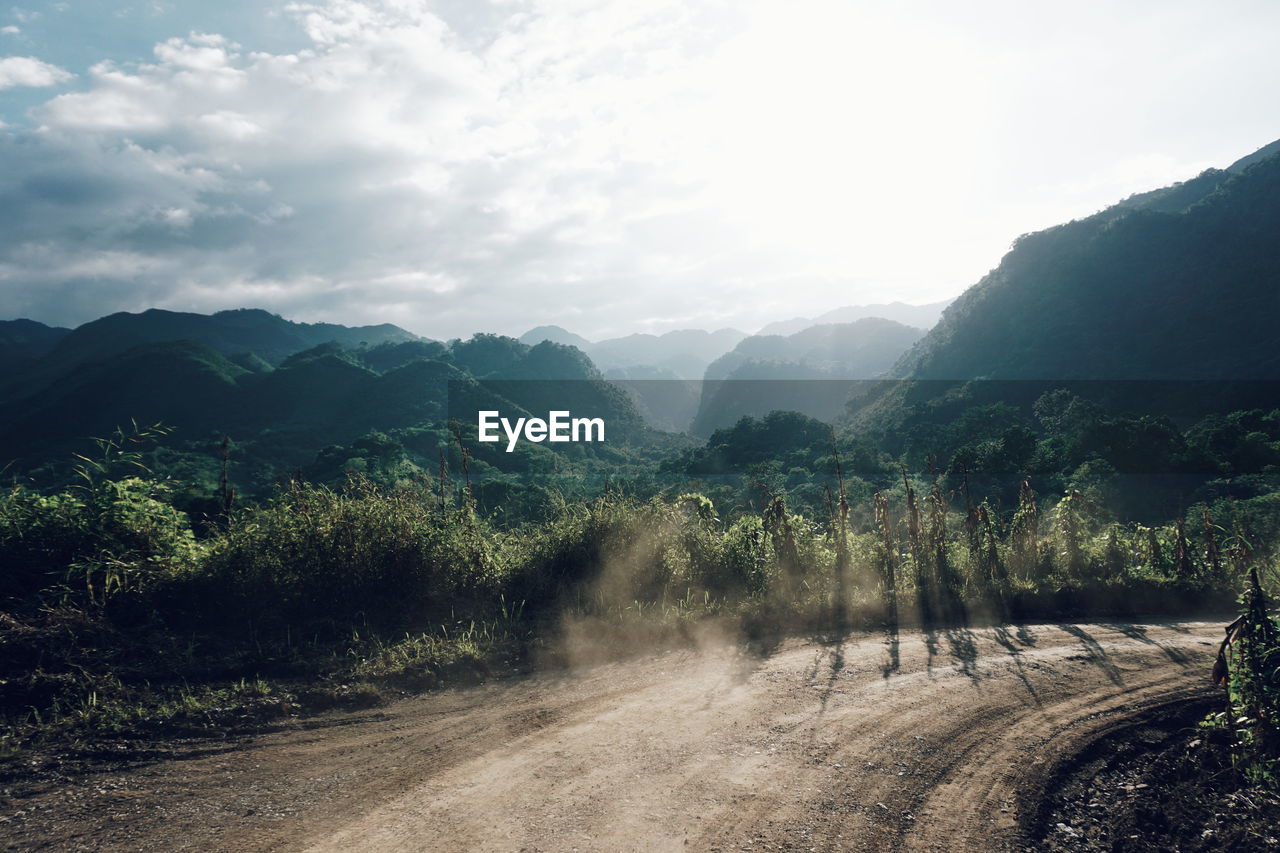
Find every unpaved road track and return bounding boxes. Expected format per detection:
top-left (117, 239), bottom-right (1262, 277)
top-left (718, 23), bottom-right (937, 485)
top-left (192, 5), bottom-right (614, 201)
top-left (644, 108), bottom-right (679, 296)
top-left (2, 621), bottom-right (1221, 852)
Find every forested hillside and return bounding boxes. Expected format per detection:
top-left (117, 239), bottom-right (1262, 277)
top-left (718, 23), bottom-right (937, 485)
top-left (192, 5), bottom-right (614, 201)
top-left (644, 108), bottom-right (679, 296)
top-left (893, 144), bottom-right (1280, 382)
top-left (0, 321), bottom-right (662, 520)
top-left (0, 319), bottom-right (70, 371)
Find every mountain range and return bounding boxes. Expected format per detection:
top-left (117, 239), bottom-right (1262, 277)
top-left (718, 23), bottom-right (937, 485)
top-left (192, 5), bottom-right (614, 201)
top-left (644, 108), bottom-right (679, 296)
top-left (705, 318), bottom-right (925, 382)
top-left (0, 316), bottom-right (648, 494)
top-left (754, 300), bottom-right (952, 338)
top-left (0, 308), bottom-right (420, 403)
top-left (518, 326), bottom-right (747, 380)
top-left (4, 137), bottom-right (1280, 498)
top-left (515, 317), bottom-right (928, 433)
top-left (517, 300), bottom-right (952, 380)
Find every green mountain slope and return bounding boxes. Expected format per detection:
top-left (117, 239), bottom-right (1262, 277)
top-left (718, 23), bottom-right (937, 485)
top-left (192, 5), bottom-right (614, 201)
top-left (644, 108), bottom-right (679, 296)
top-left (893, 142), bottom-right (1280, 382)
top-left (826, 139), bottom-right (1280, 519)
top-left (0, 319), bottom-right (71, 371)
top-left (45, 308), bottom-right (421, 369)
top-left (0, 340), bottom-right (247, 455)
top-left (0, 308), bottom-right (424, 406)
top-left (0, 324), bottom-right (655, 503)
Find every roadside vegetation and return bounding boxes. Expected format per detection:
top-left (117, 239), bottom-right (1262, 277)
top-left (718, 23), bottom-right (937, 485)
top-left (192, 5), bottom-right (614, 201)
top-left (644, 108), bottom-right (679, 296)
top-left (1209, 565), bottom-right (1280, 789)
top-left (2, 422), bottom-right (1271, 758)
top-left (1034, 574), bottom-right (1280, 851)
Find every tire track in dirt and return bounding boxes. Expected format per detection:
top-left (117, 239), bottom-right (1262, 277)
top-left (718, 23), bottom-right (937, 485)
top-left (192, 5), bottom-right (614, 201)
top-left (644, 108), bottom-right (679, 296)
top-left (0, 621), bottom-right (1221, 852)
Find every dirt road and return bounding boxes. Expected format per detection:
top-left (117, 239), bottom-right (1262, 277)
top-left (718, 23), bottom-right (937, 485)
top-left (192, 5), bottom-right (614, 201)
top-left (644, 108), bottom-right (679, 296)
top-left (2, 621), bottom-right (1222, 852)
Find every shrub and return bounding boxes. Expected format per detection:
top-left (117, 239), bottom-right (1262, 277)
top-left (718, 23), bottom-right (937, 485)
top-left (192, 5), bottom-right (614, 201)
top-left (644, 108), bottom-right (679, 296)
top-left (196, 479), bottom-right (498, 632)
top-left (0, 477), bottom-right (197, 609)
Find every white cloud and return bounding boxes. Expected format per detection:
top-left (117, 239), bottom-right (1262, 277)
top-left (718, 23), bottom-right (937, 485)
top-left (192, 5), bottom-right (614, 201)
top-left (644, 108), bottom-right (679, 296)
top-left (153, 34), bottom-right (237, 71)
top-left (1, 25), bottom-right (19, 34)
top-left (0, 55), bottom-right (72, 89)
top-left (1, 0), bottom-right (735, 336)
top-left (2, 0), bottom-right (1280, 338)
top-left (192, 109), bottom-right (263, 140)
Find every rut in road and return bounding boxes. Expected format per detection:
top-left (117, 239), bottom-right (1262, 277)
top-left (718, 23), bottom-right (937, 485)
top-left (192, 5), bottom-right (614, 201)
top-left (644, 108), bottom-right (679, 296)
top-left (3, 621), bottom-right (1220, 852)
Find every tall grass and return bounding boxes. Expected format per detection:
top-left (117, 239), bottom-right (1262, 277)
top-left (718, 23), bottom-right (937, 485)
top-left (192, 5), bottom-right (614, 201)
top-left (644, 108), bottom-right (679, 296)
top-left (0, 464), bottom-right (1264, 746)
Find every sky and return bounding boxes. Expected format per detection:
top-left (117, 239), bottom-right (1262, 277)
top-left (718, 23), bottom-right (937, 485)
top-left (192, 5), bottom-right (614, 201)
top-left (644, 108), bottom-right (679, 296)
top-left (1, 0), bottom-right (1279, 341)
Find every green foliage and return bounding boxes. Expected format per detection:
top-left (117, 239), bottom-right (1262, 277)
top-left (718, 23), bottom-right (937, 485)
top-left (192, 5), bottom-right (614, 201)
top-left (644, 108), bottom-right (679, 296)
top-left (199, 479), bottom-right (498, 631)
top-left (0, 423), bottom-right (1265, 751)
top-left (0, 424), bottom-right (197, 609)
top-left (714, 515), bottom-right (772, 595)
top-left (1052, 491), bottom-right (1090, 581)
top-left (509, 495), bottom-right (665, 609)
top-left (1208, 571), bottom-right (1280, 788)
top-left (2, 325), bottom-right (661, 514)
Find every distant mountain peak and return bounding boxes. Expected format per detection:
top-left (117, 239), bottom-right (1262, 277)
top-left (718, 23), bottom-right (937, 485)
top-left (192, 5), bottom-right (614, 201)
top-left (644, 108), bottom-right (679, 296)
top-left (0, 318), bottom-right (73, 368)
top-left (518, 325), bottom-right (592, 349)
top-left (755, 299), bottom-right (952, 338)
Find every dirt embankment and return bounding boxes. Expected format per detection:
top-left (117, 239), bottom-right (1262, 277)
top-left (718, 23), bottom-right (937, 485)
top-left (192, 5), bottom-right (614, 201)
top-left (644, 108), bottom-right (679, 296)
top-left (1, 621), bottom-right (1222, 852)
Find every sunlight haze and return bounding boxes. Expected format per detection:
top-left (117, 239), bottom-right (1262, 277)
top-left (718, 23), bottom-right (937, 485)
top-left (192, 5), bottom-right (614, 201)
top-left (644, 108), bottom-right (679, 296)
top-left (1, 0), bottom-right (1278, 338)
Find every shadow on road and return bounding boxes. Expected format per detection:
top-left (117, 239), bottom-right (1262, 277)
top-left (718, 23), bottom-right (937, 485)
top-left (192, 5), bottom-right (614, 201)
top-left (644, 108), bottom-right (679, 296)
top-left (944, 627), bottom-right (981, 680)
top-left (993, 625), bottom-right (1043, 706)
top-left (1100, 622), bottom-right (1193, 666)
top-left (793, 628), bottom-right (850, 748)
top-left (1058, 623), bottom-right (1124, 686)
top-left (881, 621), bottom-right (901, 680)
